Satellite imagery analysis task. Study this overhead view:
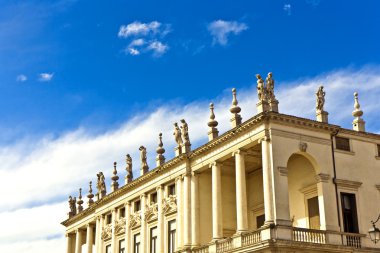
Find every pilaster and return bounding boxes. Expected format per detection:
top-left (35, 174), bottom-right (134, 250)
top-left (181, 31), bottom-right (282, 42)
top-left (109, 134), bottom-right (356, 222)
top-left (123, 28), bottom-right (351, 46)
top-left (191, 172), bottom-right (200, 247)
top-left (111, 208), bottom-right (117, 253)
top-left (86, 224), bottom-right (94, 253)
top-left (75, 229), bottom-right (83, 253)
top-left (66, 233), bottom-right (73, 253)
top-left (183, 172), bottom-right (192, 247)
top-left (156, 185), bottom-right (165, 253)
top-left (124, 202), bottom-right (131, 253)
top-left (233, 150), bottom-right (248, 233)
top-left (140, 194), bottom-right (147, 253)
top-left (175, 176), bottom-right (183, 248)
top-left (211, 162), bottom-right (223, 240)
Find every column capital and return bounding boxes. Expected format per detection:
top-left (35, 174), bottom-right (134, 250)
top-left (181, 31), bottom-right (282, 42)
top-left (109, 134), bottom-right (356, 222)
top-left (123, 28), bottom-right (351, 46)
top-left (86, 223), bottom-right (94, 228)
top-left (140, 193), bottom-right (146, 200)
top-left (191, 171), bottom-right (200, 177)
top-left (232, 149), bottom-right (247, 156)
top-left (125, 201), bottom-right (131, 207)
top-left (175, 175), bottom-right (183, 182)
top-left (209, 161), bottom-right (222, 168)
top-left (156, 184), bottom-right (164, 191)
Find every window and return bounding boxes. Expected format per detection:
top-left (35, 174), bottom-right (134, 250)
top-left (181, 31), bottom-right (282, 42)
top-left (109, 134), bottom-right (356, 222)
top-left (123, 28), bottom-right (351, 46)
top-left (341, 193), bottom-right (359, 233)
top-left (134, 200), bottom-right (141, 212)
top-left (106, 245), bottom-right (111, 253)
top-left (168, 220), bottom-right (176, 253)
top-left (119, 239), bottom-right (125, 253)
top-left (106, 214), bottom-right (112, 224)
top-left (307, 196), bottom-right (320, 229)
top-left (120, 208), bottom-right (126, 218)
top-left (150, 226), bottom-right (157, 253)
top-left (377, 144), bottom-right (380, 157)
top-left (151, 192), bottom-right (158, 204)
top-left (336, 137), bottom-right (350, 151)
top-left (256, 214), bottom-right (265, 229)
top-left (168, 184), bottom-right (176, 196)
top-left (134, 233), bottom-right (141, 253)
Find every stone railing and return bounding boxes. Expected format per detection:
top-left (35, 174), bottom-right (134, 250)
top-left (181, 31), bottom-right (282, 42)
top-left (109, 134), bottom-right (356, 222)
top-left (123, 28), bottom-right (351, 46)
top-left (242, 230), bottom-right (262, 246)
top-left (341, 232), bottom-right (365, 248)
top-left (191, 245), bottom-right (209, 253)
top-left (292, 227), bottom-right (326, 244)
top-left (216, 238), bottom-right (232, 253)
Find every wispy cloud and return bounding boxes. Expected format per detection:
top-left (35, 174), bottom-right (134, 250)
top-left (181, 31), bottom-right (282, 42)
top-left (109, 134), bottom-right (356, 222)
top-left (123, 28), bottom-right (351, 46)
top-left (284, 4), bottom-right (292, 16)
top-left (147, 41), bottom-right (169, 57)
top-left (118, 21), bottom-right (169, 38)
top-left (38, 73), bottom-right (54, 82)
top-left (16, 74), bottom-right (27, 82)
top-left (207, 20), bottom-right (248, 46)
top-left (1, 66), bottom-right (380, 252)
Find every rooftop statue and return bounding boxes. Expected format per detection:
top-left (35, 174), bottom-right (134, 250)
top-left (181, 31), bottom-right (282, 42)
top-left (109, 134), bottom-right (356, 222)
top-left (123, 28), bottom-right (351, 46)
top-left (68, 195), bottom-right (77, 217)
top-left (180, 119), bottom-right (190, 145)
top-left (173, 122), bottom-right (183, 146)
top-left (96, 172), bottom-right (106, 197)
top-left (126, 154), bottom-right (133, 182)
top-left (316, 86), bottom-right (325, 112)
top-left (256, 74), bottom-right (266, 101)
top-left (139, 145), bottom-right (149, 173)
top-left (266, 72), bottom-right (275, 101)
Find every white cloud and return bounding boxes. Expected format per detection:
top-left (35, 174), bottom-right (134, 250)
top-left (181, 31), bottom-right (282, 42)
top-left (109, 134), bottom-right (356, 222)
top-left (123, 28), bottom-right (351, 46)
top-left (118, 21), bottom-right (169, 38)
top-left (38, 73), bottom-right (54, 82)
top-left (128, 48), bottom-right (140, 55)
top-left (1, 66), bottom-right (380, 252)
top-left (129, 38), bottom-right (145, 47)
top-left (16, 74), bottom-right (27, 82)
top-left (147, 41), bottom-right (169, 57)
top-left (284, 4), bottom-right (292, 15)
top-left (208, 20), bottom-right (248, 46)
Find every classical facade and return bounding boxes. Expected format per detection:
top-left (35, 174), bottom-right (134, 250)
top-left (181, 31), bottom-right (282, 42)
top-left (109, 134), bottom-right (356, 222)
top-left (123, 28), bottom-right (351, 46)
top-left (62, 73), bottom-right (380, 253)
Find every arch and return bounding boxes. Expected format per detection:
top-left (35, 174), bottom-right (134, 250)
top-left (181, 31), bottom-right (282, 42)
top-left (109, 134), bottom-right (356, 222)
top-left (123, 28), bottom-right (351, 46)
top-left (289, 151), bottom-right (321, 174)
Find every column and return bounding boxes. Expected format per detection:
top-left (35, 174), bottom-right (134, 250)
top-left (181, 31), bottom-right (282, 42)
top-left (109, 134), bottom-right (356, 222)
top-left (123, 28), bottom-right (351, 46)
top-left (86, 224), bottom-right (94, 253)
top-left (183, 172), bottom-right (192, 247)
top-left (66, 233), bottom-right (73, 253)
top-left (140, 194), bottom-right (147, 253)
top-left (234, 150), bottom-right (248, 233)
top-left (211, 162), bottom-right (223, 240)
top-left (124, 202), bottom-right (131, 253)
top-left (157, 185), bottom-right (165, 253)
top-left (191, 172), bottom-right (200, 246)
top-left (75, 229), bottom-right (83, 253)
top-left (261, 137), bottom-right (275, 224)
top-left (175, 176), bottom-right (183, 248)
top-left (111, 209), bottom-right (117, 253)
top-left (95, 216), bottom-right (102, 253)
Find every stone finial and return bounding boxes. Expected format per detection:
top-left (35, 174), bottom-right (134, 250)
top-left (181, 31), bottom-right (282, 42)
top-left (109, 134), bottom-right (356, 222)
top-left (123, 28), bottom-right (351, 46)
top-left (96, 172), bottom-right (106, 199)
top-left (77, 188), bottom-right (84, 213)
top-left (68, 195), bottom-right (77, 218)
top-left (87, 181), bottom-right (94, 206)
top-left (173, 122), bottom-right (183, 156)
top-left (156, 133), bottom-right (166, 166)
top-left (208, 103), bottom-right (219, 141)
top-left (111, 162), bottom-right (119, 192)
top-left (229, 88), bottom-right (242, 128)
top-left (315, 85), bottom-right (328, 123)
top-left (139, 146), bottom-right (149, 176)
top-left (352, 92), bottom-right (365, 132)
top-left (125, 154), bottom-right (133, 184)
top-left (180, 119), bottom-right (191, 153)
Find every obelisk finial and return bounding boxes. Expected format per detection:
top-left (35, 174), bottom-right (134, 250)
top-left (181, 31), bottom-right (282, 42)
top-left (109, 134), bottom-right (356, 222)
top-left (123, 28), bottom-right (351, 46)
top-left (156, 133), bottom-right (166, 166)
top-left (229, 88), bottom-right (242, 128)
top-left (352, 92), bottom-right (365, 132)
top-left (77, 188), bottom-right (83, 213)
top-left (87, 181), bottom-right (94, 206)
top-left (208, 103), bottom-right (219, 141)
top-left (111, 162), bottom-right (119, 192)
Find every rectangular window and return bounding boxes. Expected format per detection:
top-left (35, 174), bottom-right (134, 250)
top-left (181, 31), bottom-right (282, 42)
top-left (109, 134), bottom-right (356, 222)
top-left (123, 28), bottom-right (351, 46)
top-left (377, 144), bottom-right (380, 157)
top-left (106, 214), bottom-right (112, 224)
top-left (336, 137), bottom-right (350, 151)
top-left (120, 208), bottom-right (126, 218)
top-left (341, 193), bottom-right (359, 233)
top-left (134, 233), bottom-right (141, 253)
top-left (168, 220), bottom-right (176, 253)
top-left (168, 184), bottom-right (176, 196)
top-left (151, 192), bottom-right (158, 204)
top-left (106, 245), bottom-right (111, 253)
top-left (150, 226), bottom-right (157, 253)
top-left (256, 214), bottom-right (265, 229)
top-left (134, 200), bottom-right (141, 212)
top-left (119, 239), bottom-right (125, 253)
top-left (307, 196), bottom-right (320, 229)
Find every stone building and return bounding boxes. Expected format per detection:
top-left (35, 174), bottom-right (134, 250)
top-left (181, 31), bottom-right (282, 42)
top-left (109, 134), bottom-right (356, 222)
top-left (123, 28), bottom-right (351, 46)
top-left (61, 73), bottom-right (380, 253)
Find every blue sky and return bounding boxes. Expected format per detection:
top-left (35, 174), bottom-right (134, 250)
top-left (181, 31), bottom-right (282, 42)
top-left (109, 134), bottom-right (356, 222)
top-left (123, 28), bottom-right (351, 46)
top-left (1, 0), bottom-right (380, 252)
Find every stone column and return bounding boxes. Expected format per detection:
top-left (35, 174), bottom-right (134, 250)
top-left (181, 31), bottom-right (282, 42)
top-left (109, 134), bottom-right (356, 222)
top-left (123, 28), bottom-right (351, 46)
top-left (86, 224), bottom-right (94, 253)
top-left (234, 150), bottom-right (248, 233)
top-left (111, 208), bottom-right (117, 253)
top-left (261, 136), bottom-right (275, 224)
top-left (175, 176), bottom-right (183, 248)
top-left (157, 185), bottom-right (165, 253)
top-left (183, 172), bottom-right (192, 247)
top-left (66, 233), bottom-right (73, 253)
top-left (191, 172), bottom-right (200, 246)
top-left (140, 194), bottom-right (147, 253)
top-left (124, 202), bottom-right (131, 253)
top-left (211, 162), bottom-right (223, 240)
top-left (75, 229), bottom-right (83, 253)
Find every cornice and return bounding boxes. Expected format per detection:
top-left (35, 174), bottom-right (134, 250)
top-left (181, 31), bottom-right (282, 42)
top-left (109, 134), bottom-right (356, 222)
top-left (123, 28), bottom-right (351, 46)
top-left (334, 178), bottom-right (362, 190)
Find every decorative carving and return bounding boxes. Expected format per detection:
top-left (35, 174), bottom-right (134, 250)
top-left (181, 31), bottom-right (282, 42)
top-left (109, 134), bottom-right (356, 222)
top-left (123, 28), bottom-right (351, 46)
top-left (125, 154), bottom-right (133, 183)
top-left (162, 195), bottom-right (177, 215)
top-left (173, 122), bottom-right (183, 146)
top-left (114, 217), bottom-right (126, 235)
top-left (96, 172), bottom-right (106, 198)
top-left (180, 119), bottom-right (191, 145)
top-left (129, 211), bottom-right (142, 228)
top-left (87, 181), bottom-right (94, 206)
top-left (256, 74), bottom-right (266, 101)
top-left (145, 203), bottom-right (158, 222)
top-left (266, 72), bottom-right (275, 101)
top-left (68, 195), bottom-right (77, 218)
top-left (77, 188), bottom-right (83, 213)
top-left (101, 224), bottom-right (112, 240)
top-left (139, 146), bottom-right (149, 175)
top-left (299, 142), bottom-right (308, 152)
top-left (316, 86), bottom-right (325, 112)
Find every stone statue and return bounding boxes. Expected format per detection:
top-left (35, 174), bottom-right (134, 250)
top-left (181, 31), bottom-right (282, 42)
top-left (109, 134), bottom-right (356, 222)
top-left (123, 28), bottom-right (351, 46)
top-left (180, 119), bottom-right (190, 144)
top-left (139, 146), bottom-right (149, 172)
top-left (68, 195), bottom-right (77, 216)
top-left (316, 86), bottom-right (325, 111)
top-left (173, 122), bottom-right (183, 146)
top-left (126, 154), bottom-right (133, 181)
top-left (256, 74), bottom-right (266, 101)
top-left (96, 172), bottom-right (106, 196)
top-left (266, 72), bottom-right (275, 101)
